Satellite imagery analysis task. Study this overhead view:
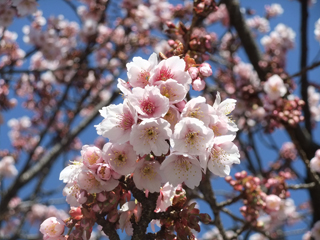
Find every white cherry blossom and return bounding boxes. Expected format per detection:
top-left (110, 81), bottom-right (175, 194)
top-left (130, 118), bottom-right (171, 156)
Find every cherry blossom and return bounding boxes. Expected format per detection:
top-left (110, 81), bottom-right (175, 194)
top-left (181, 96), bottom-right (211, 126)
top-left (133, 159), bottom-right (163, 193)
top-left (265, 194), bottom-right (281, 211)
top-left (80, 145), bottom-right (103, 170)
top-left (130, 118), bottom-right (171, 156)
top-left (127, 85), bottom-right (170, 119)
top-left (102, 142), bottom-right (137, 175)
top-left (0, 156), bottom-right (17, 178)
top-left (149, 56), bottom-right (192, 88)
top-left (264, 74), bottom-right (287, 101)
top-left (95, 99), bottom-right (137, 144)
top-left (204, 135), bottom-right (240, 177)
top-left (126, 53), bottom-right (158, 88)
top-left (39, 217), bottom-right (65, 239)
top-left (311, 220), bottom-right (320, 240)
top-left (315, 18), bottom-right (320, 42)
top-left (11, 0), bottom-right (38, 17)
top-left (265, 4), bottom-right (283, 18)
top-left (171, 117), bottom-right (214, 156)
top-left (310, 149), bottom-right (320, 173)
top-left (160, 153), bottom-right (202, 189)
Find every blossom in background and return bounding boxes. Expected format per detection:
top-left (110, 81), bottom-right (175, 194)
top-left (315, 18), bottom-right (320, 42)
top-left (265, 4), bottom-right (283, 18)
top-left (265, 194), bottom-right (281, 211)
top-left (310, 149), bottom-right (320, 173)
top-left (11, 0), bottom-right (38, 17)
top-left (264, 74), bottom-right (287, 101)
top-left (311, 220), bottom-right (320, 240)
top-left (0, 156), bottom-right (18, 178)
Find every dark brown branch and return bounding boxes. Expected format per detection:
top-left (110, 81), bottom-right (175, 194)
top-left (96, 215), bottom-right (120, 240)
top-left (221, 0), bottom-right (267, 81)
top-left (198, 174), bottom-right (228, 240)
top-left (300, 0), bottom-right (312, 135)
top-left (126, 177), bottom-right (160, 240)
top-left (286, 60), bottom-right (320, 80)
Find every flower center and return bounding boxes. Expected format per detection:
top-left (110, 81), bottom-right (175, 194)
top-left (141, 165), bottom-right (156, 180)
top-left (141, 99), bottom-right (155, 114)
top-left (88, 152), bottom-right (100, 165)
top-left (155, 66), bottom-right (174, 82)
top-left (143, 127), bottom-right (158, 142)
top-left (138, 70), bottom-right (150, 86)
top-left (185, 131), bottom-right (198, 146)
top-left (118, 112), bottom-right (134, 130)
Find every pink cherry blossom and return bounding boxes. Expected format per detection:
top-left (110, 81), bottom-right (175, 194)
top-left (204, 136), bottom-right (240, 177)
top-left (80, 145), bottom-right (103, 169)
top-left (265, 194), bottom-right (281, 211)
top-left (264, 74), bottom-right (287, 101)
top-left (96, 163), bottom-right (112, 180)
top-left (133, 159), bottom-right (162, 193)
top-left (127, 85), bottom-right (169, 119)
top-left (40, 217), bottom-right (65, 239)
top-left (77, 169), bottom-right (119, 194)
top-left (265, 4), bottom-right (283, 18)
top-left (130, 118), bottom-right (171, 156)
top-left (171, 117), bottom-right (214, 155)
top-left (0, 156), bottom-right (17, 178)
top-left (312, 221), bottom-right (320, 240)
top-left (157, 79), bottom-right (187, 104)
top-left (315, 18), bottom-right (320, 42)
top-left (211, 92), bottom-right (238, 132)
top-left (149, 56), bottom-right (192, 88)
top-left (163, 106), bottom-right (181, 131)
top-left (156, 182), bottom-right (177, 212)
top-left (119, 201), bottom-right (142, 236)
top-left (126, 53), bottom-right (158, 88)
top-left (103, 142), bottom-right (137, 175)
top-left (310, 149), bottom-right (320, 173)
top-left (11, 0), bottom-right (38, 17)
top-left (95, 99), bottom-right (137, 144)
top-left (181, 96), bottom-right (211, 125)
top-left (160, 153), bottom-right (202, 189)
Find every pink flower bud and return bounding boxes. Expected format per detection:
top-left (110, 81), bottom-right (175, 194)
top-left (97, 192), bottom-right (107, 202)
top-left (188, 67), bottom-right (199, 80)
top-left (69, 207), bottom-right (83, 221)
top-left (199, 63), bottom-right (212, 77)
top-left (92, 204), bottom-right (101, 212)
top-left (192, 78), bottom-right (206, 91)
top-left (77, 190), bottom-right (88, 204)
top-left (97, 164), bottom-right (112, 180)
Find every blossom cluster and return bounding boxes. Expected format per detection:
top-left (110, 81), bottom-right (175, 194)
top-left (61, 53), bottom-right (239, 197)
top-left (39, 53), bottom-right (240, 239)
top-left (0, 0), bottom-right (38, 27)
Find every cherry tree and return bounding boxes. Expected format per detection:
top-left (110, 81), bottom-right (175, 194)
top-left (0, 0), bottom-right (320, 239)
